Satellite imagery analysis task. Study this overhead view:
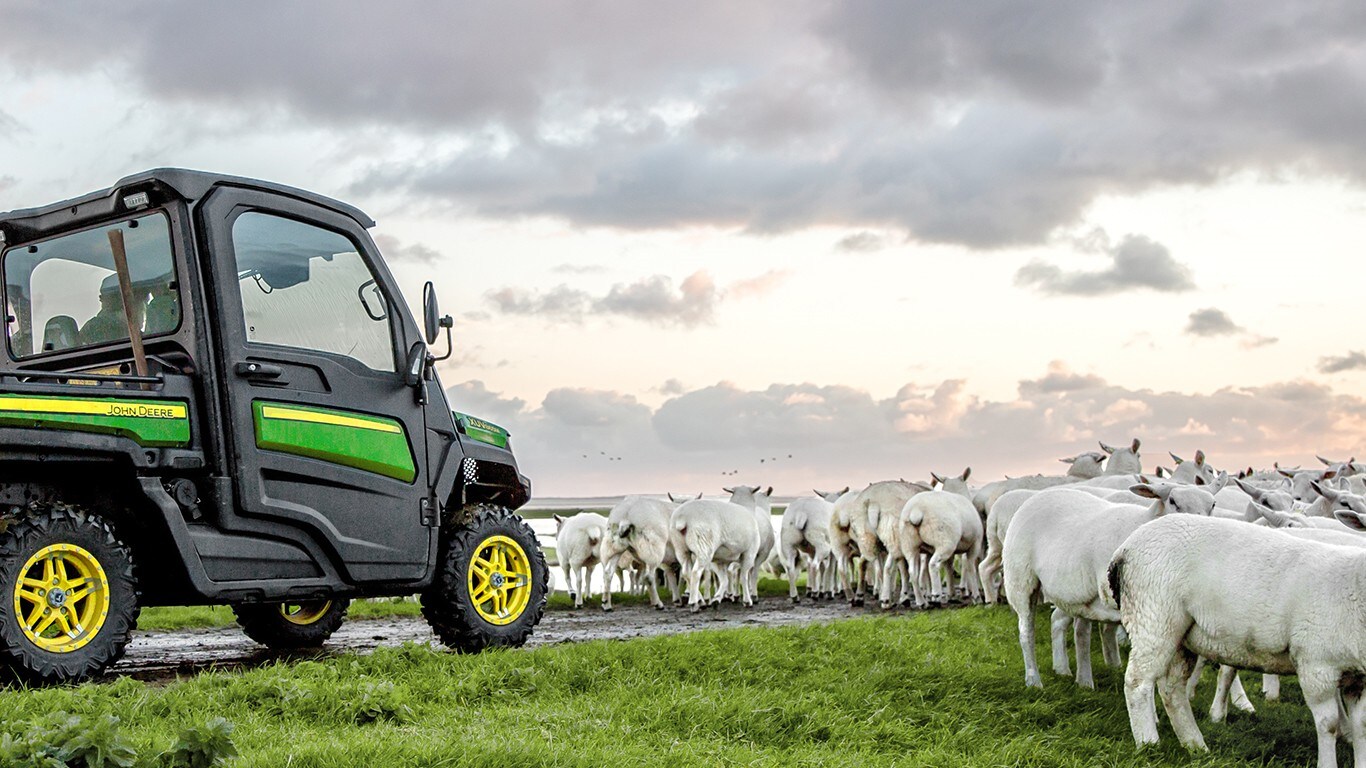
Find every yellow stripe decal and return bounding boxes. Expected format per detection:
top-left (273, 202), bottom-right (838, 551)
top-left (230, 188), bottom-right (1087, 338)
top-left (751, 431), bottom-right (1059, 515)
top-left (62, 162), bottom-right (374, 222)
top-left (259, 405), bottom-right (402, 434)
top-left (0, 397), bottom-right (186, 420)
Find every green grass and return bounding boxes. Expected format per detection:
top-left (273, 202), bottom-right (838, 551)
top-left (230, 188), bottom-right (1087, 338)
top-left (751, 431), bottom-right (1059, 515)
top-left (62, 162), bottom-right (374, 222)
top-left (1, 607), bottom-right (1329, 766)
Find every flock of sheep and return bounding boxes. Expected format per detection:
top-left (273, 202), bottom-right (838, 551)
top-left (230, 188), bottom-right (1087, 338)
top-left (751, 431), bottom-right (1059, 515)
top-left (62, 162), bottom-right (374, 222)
top-left (552, 439), bottom-right (1366, 767)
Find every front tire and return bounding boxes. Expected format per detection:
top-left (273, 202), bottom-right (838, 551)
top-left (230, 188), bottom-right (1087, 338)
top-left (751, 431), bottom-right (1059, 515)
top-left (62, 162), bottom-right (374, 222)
top-left (0, 503), bottom-right (139, 684)
top-left (233, 599), bottom-right (350, 649)
top-left (422, 504), bottom-right (547, 652)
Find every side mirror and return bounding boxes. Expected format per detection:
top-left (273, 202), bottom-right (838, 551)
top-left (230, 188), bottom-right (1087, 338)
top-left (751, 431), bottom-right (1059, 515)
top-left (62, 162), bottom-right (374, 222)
top-left (423, 282), bottom-right (440, 344)
top-left (404, 342), bottom-right (427, 389)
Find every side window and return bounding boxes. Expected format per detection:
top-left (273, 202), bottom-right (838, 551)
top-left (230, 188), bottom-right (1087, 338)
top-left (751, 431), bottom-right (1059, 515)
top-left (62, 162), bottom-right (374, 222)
top-left (232, 212), bottom-right (396, 372)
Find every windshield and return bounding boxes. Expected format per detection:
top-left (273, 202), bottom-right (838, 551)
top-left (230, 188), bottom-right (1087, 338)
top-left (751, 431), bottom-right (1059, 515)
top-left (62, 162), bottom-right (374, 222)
top-left (3, 213), bottom-right (180, 359)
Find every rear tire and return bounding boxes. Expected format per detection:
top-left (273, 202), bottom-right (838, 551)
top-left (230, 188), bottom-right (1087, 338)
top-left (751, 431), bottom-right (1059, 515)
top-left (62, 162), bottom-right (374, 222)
top-left (233, 599), bottom-right (349, 649)
top-left (0, 502), bottom-right (139, 684)
top-left (422, 504), bottom-right (547, 652)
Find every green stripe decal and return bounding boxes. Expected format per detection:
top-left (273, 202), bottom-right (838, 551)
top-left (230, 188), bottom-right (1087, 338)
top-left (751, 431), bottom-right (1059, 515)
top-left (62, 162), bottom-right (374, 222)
top-left (453, 411), bottom-right (510, 449)
top-left (0, 394), bottom-right (191, 447)
top-left (254, 401), bottom-right (416, 483)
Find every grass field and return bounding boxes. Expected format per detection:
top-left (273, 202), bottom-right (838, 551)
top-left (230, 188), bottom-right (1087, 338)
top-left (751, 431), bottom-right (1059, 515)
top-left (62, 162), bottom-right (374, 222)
top-left (1, 606), bottom-right (1329, 767)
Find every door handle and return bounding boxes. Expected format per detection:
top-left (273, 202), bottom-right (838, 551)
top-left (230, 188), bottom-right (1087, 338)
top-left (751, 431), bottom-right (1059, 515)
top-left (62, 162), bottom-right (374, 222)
top-left (235, 361), bottom-right (285, 380)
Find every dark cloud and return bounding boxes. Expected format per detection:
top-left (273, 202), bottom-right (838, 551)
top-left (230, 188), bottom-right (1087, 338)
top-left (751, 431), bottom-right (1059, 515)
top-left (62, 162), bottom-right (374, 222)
top-left (484, 269), bottom-right (788, 327)
top-left (1015, 234), bottom-right (1195, 296)
top-left (1185, 308), bottom-right (1241, 337)
top-left (6, 3), bottom-right (1366, 248)
top-left (372, 234), bottom-right (442, 264)
top-left (1184, 307), bottom-right (1279, 348)
top-left (1319, 350), bottom-right (1366, 374)
top-left (835, 231), bottom-right (889, 253)
top-left (451, 367), bottom-right (1366, 495)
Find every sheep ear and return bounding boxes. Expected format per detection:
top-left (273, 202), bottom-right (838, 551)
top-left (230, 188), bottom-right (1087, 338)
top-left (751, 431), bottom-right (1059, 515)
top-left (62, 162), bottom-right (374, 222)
top-left (1130, 484), bottom-right (1161, 499)
top-left (1312, 480), bottom-right (1337, 500)
top-left (1278, 468), bottom-right (1295, 479)
top-left (722, 487), bottom-right (734, 494)
top-left (1059, 457), bottom-right (1075, 464)
top-left (668, 493), bottom-right (679, 503)
top-left (1169, 452), bottom-right (1184, 464)
top-left (764, 486), bottom-right (773, 496)
top-left (1100, 441), bottom-right (1115, 454)
top-left (1210, 471), bottom-right (1228, 496)
top-left (961, 467), bottom-right (971, 481)
top-left (1155, 467), bottom-right (1168, 478)
top-left (694, 492), bottom-right (703, 500)
top-left (553, 514), bottom-right (566, 531)
top-left (1335, 510), bottom-right (1366, 532)
top-left (1234, 477), bottom-right (1260, 498)
top-left (813, 489), bottom-right (826, 498)
top-left (931, 472), bottom-right (945, 486)
top-left (1194, 450), bottom-right (1205, 466)
top-left (1318, 455), bottom-right (1334, 466)
top-left (1324, 470), bottom-right (1339, 480)
top-left (840, 486), bottom-right (850, 496)
top-left (1131, 438), bottom-right (1141, 453)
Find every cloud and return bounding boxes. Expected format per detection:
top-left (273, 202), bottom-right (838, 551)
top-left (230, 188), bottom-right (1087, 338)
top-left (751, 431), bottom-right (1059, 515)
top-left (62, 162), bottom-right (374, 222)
top-left (485, 269), bottom-right (789, 327)
top-left (1184, 307), bottom-right (1279, 349)
top-left (551, 263), bottom-right (607, 275)
top-left (10, 4), bottom-right (1366, 248)
top-left (1319, 350), bottom-right (1366, 374)
top-left (1015, 234), bottom-right (1195, 296)
top-left (1185, 308), bottom-right (1241, 337)
top-left (372, 234), bottom-right (442, 264)
top-left (835, 231), bottom-right (889, 253)
top-left (451, 366), bottom-right (1366, 495)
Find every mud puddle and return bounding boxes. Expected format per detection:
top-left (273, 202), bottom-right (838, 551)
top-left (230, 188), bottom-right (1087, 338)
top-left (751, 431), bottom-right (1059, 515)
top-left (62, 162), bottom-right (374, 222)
top-left (112, 595), bottom-right (890, 683)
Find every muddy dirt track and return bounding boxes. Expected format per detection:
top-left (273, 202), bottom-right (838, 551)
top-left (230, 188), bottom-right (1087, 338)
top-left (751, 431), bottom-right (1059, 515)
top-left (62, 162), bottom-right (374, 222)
top-left (112, 596), bottom-right (892, 683)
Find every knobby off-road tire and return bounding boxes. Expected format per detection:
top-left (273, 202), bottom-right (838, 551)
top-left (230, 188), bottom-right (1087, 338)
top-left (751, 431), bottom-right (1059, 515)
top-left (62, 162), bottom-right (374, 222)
top-left (421, 504), bottom-right (548, 652)
top-left (0, 502), bottom-right (139, 685)
top-left (233, 599), bottom-right (350, 649)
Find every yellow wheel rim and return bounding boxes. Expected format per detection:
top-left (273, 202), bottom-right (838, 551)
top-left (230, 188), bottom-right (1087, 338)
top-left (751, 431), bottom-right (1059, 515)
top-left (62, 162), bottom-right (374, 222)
top-left (13, 543), bottom-right (110, 653)
top-left (279, 600), bottom-right (333, 626)
top-left (467, 535), bottom-right (533, 626)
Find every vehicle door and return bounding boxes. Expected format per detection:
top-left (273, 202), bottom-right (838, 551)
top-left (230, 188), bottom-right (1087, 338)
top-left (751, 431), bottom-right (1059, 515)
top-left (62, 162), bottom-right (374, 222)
top-left (200, 188), bottom-right (430, 583)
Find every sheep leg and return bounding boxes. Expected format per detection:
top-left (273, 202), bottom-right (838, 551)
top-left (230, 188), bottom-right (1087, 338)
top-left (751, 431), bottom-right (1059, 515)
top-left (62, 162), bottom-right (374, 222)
top-left (978, 546), bottom-right (1002, 604)
top-left (562, 560), bottom-right (576, 608)
top-left (1185, 656), bottom-right (1206, 701)
top-left (1300, 667), bottom-right (1346, 768)
top-left (961, 552), bottom-right (983, 604)
top-left (1264, 674), bottom-right (1281, 701)
top-left (665, 565), bottom-right (681, 607)
top-left (686, 558), bottom-right (707, 613)
top-left (927, 549), bottom-right (946, 603)
top-left (897, 556), bottom-right (913, 607)
top-left (1156, 649), bottom-right (1208, 751)
top-left (740, 553), bottom-right (756, 607)
top-left (1123, 631), bottom-right (1171, 746)
top-left (600, 553), bottom-right (619, 611)
top-left (1014, 600), bottom-right (1042, 688)
top-left (1050, 608), bottom-right (1072, 678)
top-left (1343, 684), bottom-right (1365, 768)
top-left (1211, 664), bottom-right (1236, 723)
top-left (783, 546), bottom-right (800, 603)
top-left (1229, 672), bottom-right (1255, 714)
top-left (1100, 623), bottom-right (1121, 667)
top-left (852, 557), bottom-right (866, 607)
top-left (646, 566), bottom-right (664, 610)
top-left (1074, 617), bottom-right (1095, 689)
top-left (877, 553), bottom-right (896, 609)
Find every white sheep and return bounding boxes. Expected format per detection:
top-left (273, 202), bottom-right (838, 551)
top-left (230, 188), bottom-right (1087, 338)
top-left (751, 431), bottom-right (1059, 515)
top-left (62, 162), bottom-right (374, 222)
top-left (1109, 512), bottom-right (1366, 767)
top-left (600, 495), bottom-right (686, 611)
top-left (977, 488), bottom-right (1038, 604)
top-left (828, 487), bottom-right (869, 604)
top-left (669, 492), bottom-right (761, 612)
top-left (1100, 438), bottom-right (1143, 475)
top-left (728, 485), bottom-right (775, 596)
top-left (1003, 474), bottom-right (1225, 689)
top-left (779, 488), bottom-right (846, 602)
top-left (899, 471), bottom-right (984, 606)
top-left (554, 512), bottom-right (608, 609)
top-left (972, 451), bottom-right (1107, 517)
top-left (1167, 450), bottom-right (1217, 486)
top-left (855, 480), bottom-right (934, 609)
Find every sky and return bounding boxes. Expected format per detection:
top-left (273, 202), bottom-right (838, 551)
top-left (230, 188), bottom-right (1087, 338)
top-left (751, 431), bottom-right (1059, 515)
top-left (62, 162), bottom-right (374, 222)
top-left (3, 2), bottom-right (1366, 496)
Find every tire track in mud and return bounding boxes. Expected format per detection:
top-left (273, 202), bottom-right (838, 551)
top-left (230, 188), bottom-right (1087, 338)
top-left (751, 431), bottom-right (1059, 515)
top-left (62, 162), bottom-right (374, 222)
top-left (111, 596), bottom-right (894, 683)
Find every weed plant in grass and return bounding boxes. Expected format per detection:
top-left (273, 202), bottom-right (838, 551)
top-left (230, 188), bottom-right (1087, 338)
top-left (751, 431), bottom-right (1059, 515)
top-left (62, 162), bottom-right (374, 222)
top-left (0, 607), bottom-right (1327, 766)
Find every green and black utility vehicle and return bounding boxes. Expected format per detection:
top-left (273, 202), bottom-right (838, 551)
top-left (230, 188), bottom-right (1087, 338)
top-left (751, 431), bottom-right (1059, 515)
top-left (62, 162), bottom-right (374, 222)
top-left (0, 169), bottom-right (547, 683)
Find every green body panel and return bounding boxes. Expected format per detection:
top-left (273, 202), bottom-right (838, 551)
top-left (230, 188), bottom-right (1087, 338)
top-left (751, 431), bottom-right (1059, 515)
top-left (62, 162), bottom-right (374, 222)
top-left (0, 393), bottom-right (191, 447)
top-left (453, 411), bottom-right (510, 449)
top-left (253, 401), bottom-right (417, 483)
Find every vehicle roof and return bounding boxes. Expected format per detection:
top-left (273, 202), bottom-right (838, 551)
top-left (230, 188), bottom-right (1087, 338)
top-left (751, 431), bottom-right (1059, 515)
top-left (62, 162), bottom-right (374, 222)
top-left (0, 168), bottom-right (375, 243)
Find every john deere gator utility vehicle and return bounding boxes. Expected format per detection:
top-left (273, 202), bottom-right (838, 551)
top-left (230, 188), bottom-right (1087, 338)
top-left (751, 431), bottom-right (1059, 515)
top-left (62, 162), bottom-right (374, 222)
top-left (0, 169), bottom-right (546, 683)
